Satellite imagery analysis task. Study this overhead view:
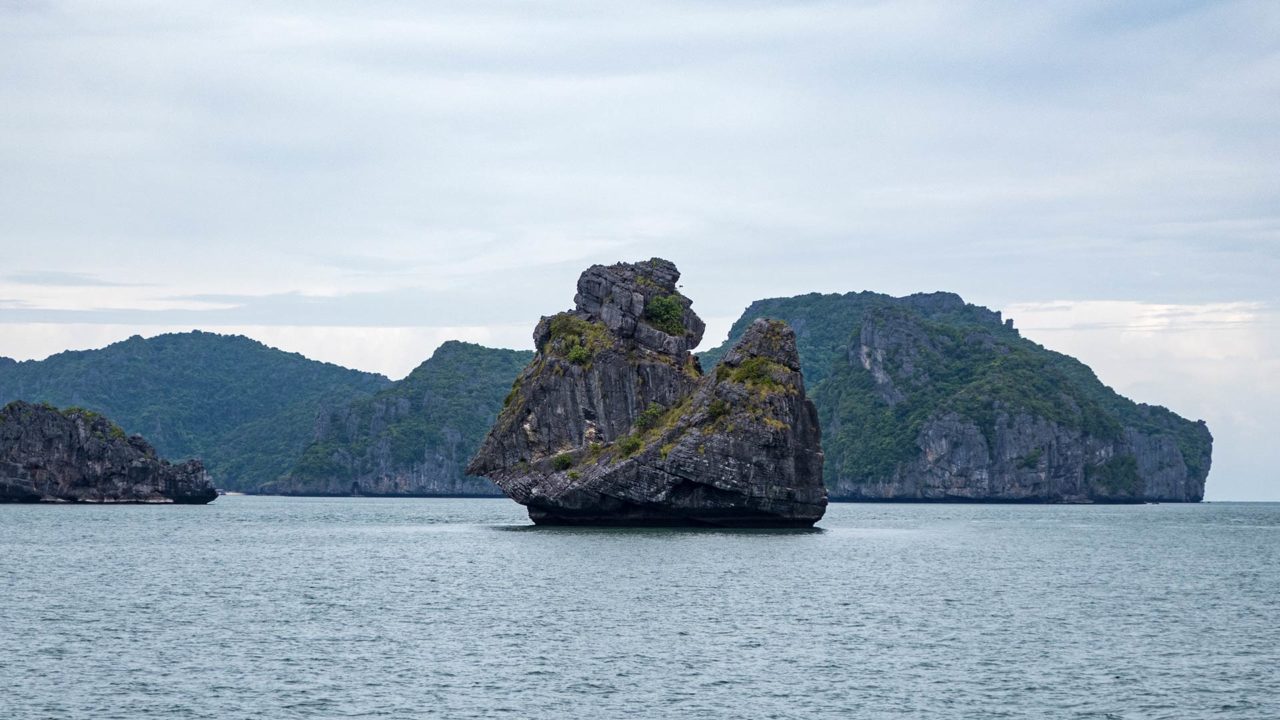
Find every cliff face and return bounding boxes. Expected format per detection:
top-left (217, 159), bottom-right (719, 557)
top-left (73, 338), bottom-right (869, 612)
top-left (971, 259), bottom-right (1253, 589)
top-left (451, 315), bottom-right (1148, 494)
top-left (268, 341), bottom-right (531, 496)
top-left (467, 259), bottom-right (826, 526)
top-left (0, 401), bottom-right (217, 504)
top-left (704, 292), bottom-right (1211, 503)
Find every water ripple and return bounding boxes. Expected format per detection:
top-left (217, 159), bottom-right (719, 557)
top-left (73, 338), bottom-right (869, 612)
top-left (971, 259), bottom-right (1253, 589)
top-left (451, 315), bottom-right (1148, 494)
top-left (1, 498), bottom-right (1277, 718)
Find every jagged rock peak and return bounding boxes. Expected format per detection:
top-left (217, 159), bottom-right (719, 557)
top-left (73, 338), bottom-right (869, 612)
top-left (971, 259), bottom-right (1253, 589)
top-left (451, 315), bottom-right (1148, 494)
top-left (723, 318), bottom-right (802, 372)
top-left (468, 260), bottom-right (826, 527)
top-left (550, 257), bottom-right (706, 356)
top-left (0, 401), bottom-right (217, 504)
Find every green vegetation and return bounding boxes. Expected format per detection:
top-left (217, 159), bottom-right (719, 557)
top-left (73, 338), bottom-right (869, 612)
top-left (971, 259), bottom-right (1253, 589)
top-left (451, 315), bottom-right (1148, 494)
top-left (286, 341), bottom-right (533, 490)
top-left (502, 376), bottom-right (523, 408)
top-left (0, 331), bottom-right (391, 490)
top-left (682, 354), bottom-right (702, 379)
top-left (62, 406), bottom-right (129, 441)
top-left (700, 291), bottom-right (1005, 386)
top-left (1087, 454), bottom-right (1141, 495)
top-left (815, 310), bottom-right (1150, 483)
top-left (706, 399), bottom-right (730, 421)
top-left (1018, 448), bottom-right (1044, 470)
top-left (633, 402), bottom-right (665, 432)
top-left (700, 291), bottom-right (1211, 489)
top-left (545, 314), bottom-right (612, 365)
top-left (61, 406), bottom-right (104, 422)
top-left (551, 453), bottom-right (574, 471)
top-left (566, 345), bottom-right (591, 365)
top-left (718, 356), bottom-right (785, 389)
top-left (601, 397), bottom-right (696, 463)
top-left (617, 435), bottom-right (643, 456)
top-left (2, 288), bottom-right (1208, 499)
top-left (763, 416), bottom-right (788, 431)
top-left (644, 294), bottom-right (686, 336)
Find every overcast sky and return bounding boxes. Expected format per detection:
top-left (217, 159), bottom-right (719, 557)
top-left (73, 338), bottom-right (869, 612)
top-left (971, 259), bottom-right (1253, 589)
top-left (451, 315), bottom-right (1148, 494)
top-left (1, 0), bottom-right (1277, 499)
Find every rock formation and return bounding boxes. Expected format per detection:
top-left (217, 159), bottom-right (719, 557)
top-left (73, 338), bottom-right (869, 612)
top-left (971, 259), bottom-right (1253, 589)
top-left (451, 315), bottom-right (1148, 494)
top-left (702, 291), bottom-right (1212, 503)
top-left (467, 258), bottom-right (827, 526)
top-left (0, 401), bottom-right (217, 503)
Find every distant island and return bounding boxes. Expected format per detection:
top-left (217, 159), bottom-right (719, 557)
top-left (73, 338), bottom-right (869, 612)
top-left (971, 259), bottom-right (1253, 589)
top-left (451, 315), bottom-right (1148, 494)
top-left (702, 291), bottom-right (1211, 503)
top-left (0, 331), bottom-right (390, 491)
top-left (0, 275), bottom-right (1211, 504)
top-left (0, 400), bottom-right (216, 503)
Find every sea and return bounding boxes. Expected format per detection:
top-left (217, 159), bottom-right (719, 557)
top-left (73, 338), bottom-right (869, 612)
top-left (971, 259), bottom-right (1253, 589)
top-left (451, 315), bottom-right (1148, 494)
top-left (2, 497), bottom-right (1276, 719)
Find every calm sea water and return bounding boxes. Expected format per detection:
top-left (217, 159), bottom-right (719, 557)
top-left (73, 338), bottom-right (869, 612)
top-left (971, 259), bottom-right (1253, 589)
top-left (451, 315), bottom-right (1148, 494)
top-left (1, 497), bottom-right (1277, 719)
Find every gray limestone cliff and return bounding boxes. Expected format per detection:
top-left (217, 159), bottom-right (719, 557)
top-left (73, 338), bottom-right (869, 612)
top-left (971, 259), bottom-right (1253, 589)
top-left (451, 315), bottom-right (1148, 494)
top-left (0, 401), bottom-right (217, 504)
top-left (467, 259), bottom-right (826, 526)
top-left (831, 304), bottom-right (1209, 502)
top-left (702, 291), bottom-right (1211, 503)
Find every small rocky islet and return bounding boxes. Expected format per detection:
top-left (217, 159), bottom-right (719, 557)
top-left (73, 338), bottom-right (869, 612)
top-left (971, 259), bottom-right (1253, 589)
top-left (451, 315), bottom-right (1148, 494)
top-left (467, 258), bottom-right (827, 527)
top-left (0, 400), bottom-right (216, 504)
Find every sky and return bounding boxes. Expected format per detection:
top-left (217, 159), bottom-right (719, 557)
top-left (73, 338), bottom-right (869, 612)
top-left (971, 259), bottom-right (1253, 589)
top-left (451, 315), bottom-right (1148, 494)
top-left (1, 0), bottom-right (1277, 499)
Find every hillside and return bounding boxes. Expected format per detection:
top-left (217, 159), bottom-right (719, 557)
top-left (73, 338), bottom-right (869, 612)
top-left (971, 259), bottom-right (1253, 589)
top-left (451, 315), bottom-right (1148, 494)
top-left (0, 332), bottom-right (390, 490)
top-left (271, 341), bottom-right (533, 496)
top-left (700, 292), bottom-right (1212, 502)
top-left (0, 290), bottom-right (1213, 502)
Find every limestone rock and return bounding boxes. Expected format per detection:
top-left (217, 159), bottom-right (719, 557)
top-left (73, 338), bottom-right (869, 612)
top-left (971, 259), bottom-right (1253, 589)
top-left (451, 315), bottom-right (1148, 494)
top-left (0, 401), bottom-right (216, 504)
top-left (828, 306), bottom-right (1210, 503)
top-left (467, 259), bottom-right (826, 526)
top-left (703, 291), bottom-right (1211, 503)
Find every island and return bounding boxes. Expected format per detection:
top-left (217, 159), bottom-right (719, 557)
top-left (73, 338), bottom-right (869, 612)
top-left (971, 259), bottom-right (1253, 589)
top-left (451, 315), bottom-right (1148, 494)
top-left (467, 258), bottom-right (827, 527)
top-left (0, 400), bottom-right (217, 504)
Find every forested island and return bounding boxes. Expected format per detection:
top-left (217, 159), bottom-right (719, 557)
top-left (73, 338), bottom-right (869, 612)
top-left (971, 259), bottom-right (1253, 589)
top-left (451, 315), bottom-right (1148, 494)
top-left (0, 270), bottom-right (1211, 503)
top-left (702, 291), bottom-right (1211, 502)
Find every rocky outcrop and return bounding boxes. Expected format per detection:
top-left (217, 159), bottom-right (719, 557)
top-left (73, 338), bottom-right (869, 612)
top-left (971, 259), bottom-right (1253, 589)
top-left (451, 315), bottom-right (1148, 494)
top-left (467, 259), bottom-right (826, 526)
top-left (0, 401), bottom-right (216, 503)
top-left (837, 410), bottom-right (1209, 503)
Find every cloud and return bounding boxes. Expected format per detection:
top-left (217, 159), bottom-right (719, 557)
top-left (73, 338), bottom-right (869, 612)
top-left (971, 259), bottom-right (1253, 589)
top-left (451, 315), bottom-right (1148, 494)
top-left (0, 282), bottom-right (569, 326)
top-left (2, 271), bottom-right (152, 287)
top-left (1006, 301), bottom-right (1268, 335)
top-left (1, 1), bottom-right (1274, 314)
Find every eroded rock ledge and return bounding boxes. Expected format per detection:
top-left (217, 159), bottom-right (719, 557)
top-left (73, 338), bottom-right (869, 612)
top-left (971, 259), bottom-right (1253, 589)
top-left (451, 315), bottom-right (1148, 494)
top-left (0, 401), bottom-right (216, 504)
top-left (467, 258), bottom-right (826, 527)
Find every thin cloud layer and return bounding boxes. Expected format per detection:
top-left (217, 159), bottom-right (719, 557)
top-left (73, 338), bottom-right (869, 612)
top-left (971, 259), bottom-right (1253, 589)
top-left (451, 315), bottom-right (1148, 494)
top-left (2, 271), bottom-right (150, 287)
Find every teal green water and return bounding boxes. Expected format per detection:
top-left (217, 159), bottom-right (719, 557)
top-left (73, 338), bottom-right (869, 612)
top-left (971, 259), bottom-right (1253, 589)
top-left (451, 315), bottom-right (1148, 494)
top-left (2, 498), bottom-right (1277, 719)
